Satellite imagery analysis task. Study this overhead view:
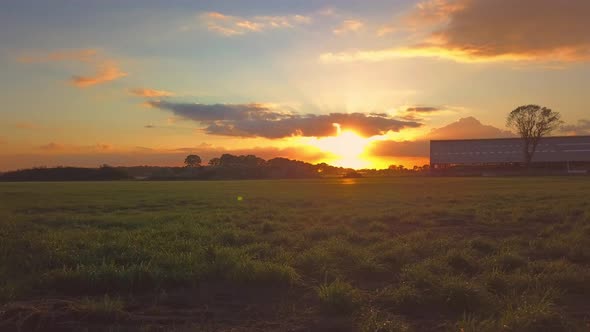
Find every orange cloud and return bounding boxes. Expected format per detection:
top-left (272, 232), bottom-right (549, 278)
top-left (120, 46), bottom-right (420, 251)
top-left (405, 0), bottom-right (465, 27)
top-left (18, 49), bottom-right (127, 87)
top-left (199, 11), bottom-right (311, 36)
top-left (37, 142), bottom-right (115, 153)
top-left (333, 19), bottom-right (364, 35)
top-left (129, 88), bottom-right (175, 98)
top-left (71, 61), bottom-right (127, 88)
top-left (376, 26), bottom-right (396, 37)
top-left (321, 44), bottom-right (580, 64)
top-left (423, 0), bottom-right (590, 62)
top-left (324, 0), bottom-right (590, 64)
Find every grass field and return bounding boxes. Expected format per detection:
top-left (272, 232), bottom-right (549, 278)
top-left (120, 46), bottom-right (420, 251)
top-left (1, 178), bottom-right (589, 331)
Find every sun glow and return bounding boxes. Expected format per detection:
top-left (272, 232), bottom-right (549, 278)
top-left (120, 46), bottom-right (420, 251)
top-left (304, 124), bottom-right (385, 169)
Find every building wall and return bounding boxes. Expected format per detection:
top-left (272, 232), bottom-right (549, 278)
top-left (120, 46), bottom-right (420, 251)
top-left (430, 136), bottom-right (590, 165)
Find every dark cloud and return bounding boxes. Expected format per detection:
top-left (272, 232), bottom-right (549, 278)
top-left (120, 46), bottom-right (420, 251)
top-left (561, 119), bottom-right (590, 135)
top-left (339, 0), bottom-right (590, 63)
top-left (420, 0), bottom-right (590, 62)
top-left (148, 101), bottom-right (285, 122)
top-left (369, 116), bottom-right (514, 157)
top-left (149, 101), bottom-right (421, 138)
top-left (144, 124), bottom-right (156, 129)
top-left (405, 106), bottom-right (442, 113)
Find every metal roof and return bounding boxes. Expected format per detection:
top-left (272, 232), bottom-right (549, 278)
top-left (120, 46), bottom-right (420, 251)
top-left (430, 136), bottom-right (590, 164)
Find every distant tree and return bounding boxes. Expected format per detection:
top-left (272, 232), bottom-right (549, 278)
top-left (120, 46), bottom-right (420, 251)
top-left (343, 170), bottom-right (363, 178)
top-left (506, 105), bottom-right (562, 167)
top-left (184, 154), bottom-right (202, 168)
top-left (388, 165), bottom-right (406, 172)
top-left (208, 157), bottom-right (221, 167)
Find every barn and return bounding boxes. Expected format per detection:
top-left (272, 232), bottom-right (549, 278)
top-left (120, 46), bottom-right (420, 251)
top-left (430, 136), bottom-right (590, 172)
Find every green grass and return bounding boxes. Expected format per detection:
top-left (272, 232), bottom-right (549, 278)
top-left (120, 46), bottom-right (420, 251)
top-left (317, 279), bottom-right (359, 314)
top-left (0, 177), bottom-right (589, 331)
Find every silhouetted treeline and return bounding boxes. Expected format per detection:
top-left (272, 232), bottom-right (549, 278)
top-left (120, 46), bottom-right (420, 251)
top-left (147, 154), bottom-right (347, 180)
top-left (0, 165), bottom-right (130, 181)
top-left (0, 154), bottom-right (430, 181)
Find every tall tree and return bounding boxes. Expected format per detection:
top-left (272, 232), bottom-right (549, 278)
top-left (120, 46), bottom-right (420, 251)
top-left (506, 105), bottom-right (562, 167)
top-left (184, 154), bottom-right (202, 168)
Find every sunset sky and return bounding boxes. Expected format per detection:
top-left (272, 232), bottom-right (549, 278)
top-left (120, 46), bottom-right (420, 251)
top-left (2, 0), bottom-right (590, 170)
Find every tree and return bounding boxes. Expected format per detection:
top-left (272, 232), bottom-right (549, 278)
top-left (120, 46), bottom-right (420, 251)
top-left (208, 157), bottom-right (221, 167)
top-left (184, 154), bottom-right (202, 167)
top-left (506, 105), bottom-right (562, 167)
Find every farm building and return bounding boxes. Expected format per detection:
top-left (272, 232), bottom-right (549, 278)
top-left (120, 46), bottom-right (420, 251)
top-left (430, 136), bottom-right (590, 173)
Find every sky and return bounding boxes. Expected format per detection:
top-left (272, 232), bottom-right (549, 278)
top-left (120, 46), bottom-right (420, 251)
top-left (1, 0), bottom-right (590, 170)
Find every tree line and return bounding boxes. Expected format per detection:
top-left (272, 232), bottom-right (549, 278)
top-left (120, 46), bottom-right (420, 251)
top-left (0, 154), bottom-right (429, 182)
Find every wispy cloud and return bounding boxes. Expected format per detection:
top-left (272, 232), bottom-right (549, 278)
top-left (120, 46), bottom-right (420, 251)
top-left (129, 88), bottom-right (175, 98)
top-left (14, 122), bottom-right (43, 130)
top-left (71, 61), bottom-right (127, 88)
top-left (376, 26), bottom-right (396, 37)
top-left (405, 0), bottom-right (465, 27)
top-left (197, 11), bottom-right (311, 36)
top-left (38, 142), bottom-right (113, 152)
top-left (396, 105), bottom-right (461, 121)
top-left (17, 49), bottom-right (98, 63)
top-left (38, 142), bottom-right (67, 151)
top-left (320, 45), bottom-right (560, 64)
top-left (333, 19), bottom-right (364, 35)
top-left (147, 101), bottom-right (421, 138)
top-left (561, 119), bottom-right (590, 135)
top-left (17, 49), bottom-right (127, 87)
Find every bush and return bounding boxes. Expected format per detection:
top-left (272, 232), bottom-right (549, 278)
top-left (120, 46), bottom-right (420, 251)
top-left (493, 252), bottom-right (527, 272)
top-left (317, 280), bottom-right (359, 314)
top-left (445, 250), bottom-right (479, 275)
top-left (202, 246), bottom-right (299, 286)
top-left (375, 284), bottom-right (422, 315)
top-left (438, 278), bottom-right (492, 316)
top-left (40, 262), bottom-right (163, 295)
top-left (500, 294), bottom-right (570, 332)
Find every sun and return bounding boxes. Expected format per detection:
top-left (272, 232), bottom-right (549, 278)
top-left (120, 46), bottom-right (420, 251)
top-left (304, 124), bottom-right (382, 169)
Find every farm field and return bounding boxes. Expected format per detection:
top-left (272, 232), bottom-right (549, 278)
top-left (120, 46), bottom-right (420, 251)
top-left (0, 177), bottom-right (589, 331)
